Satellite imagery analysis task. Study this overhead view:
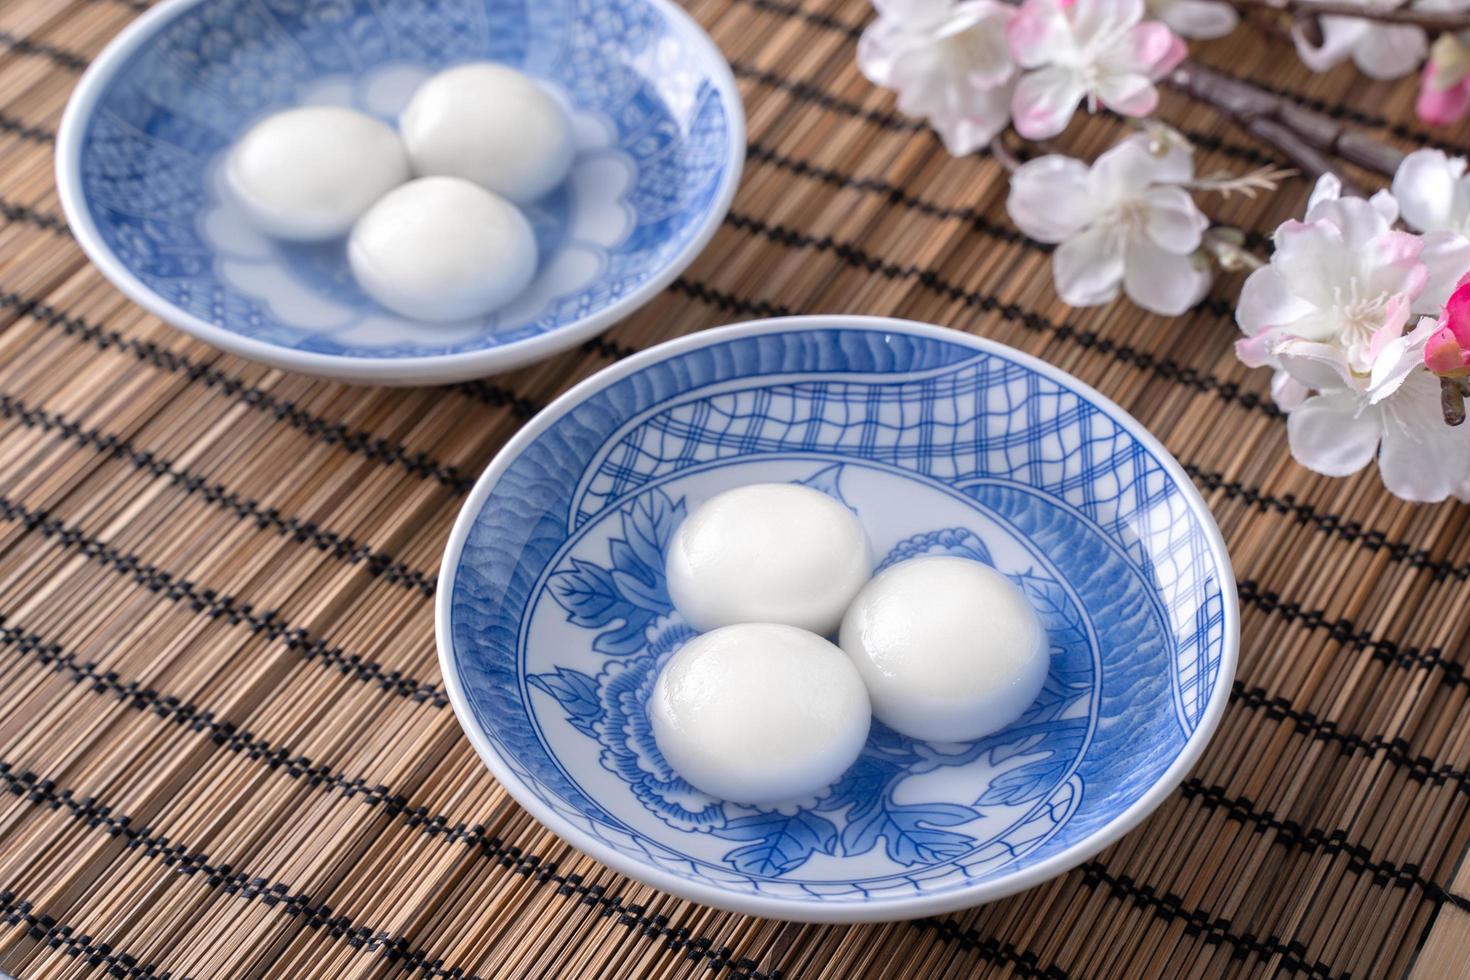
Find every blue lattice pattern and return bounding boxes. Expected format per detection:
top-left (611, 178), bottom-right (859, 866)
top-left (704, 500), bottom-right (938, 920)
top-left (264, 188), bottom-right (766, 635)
top-left (573, 356), bottom-right (1218, 729)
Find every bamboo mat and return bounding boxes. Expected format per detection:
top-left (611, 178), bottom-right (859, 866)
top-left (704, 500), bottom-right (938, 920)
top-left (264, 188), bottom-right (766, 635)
top-left (1, 0), bottom-right (1469, 977)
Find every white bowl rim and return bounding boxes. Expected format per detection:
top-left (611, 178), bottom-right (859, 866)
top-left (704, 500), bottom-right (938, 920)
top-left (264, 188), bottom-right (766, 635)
top-left (54, 0), bottom-right (746, 386)
top-left (435, 314), bottom-right (1240, 923)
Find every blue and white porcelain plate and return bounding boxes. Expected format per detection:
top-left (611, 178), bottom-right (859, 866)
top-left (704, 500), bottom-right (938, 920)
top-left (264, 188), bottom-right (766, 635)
top-left (437, 316), bottom-right (1238, 921)
top-left (56, 0), bottom-right (743, 384)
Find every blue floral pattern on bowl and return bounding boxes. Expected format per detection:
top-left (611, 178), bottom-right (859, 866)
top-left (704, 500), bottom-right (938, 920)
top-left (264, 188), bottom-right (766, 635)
top-left (438, 318), bottom-right (1237, 920)
top-left (59, 0), bottom-right (742, 381)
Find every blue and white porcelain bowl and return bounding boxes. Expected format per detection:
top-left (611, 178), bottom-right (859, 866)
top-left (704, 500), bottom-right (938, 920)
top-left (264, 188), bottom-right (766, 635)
top-left (438, 317), bottom-right (1238, 921)
top-left (56, 0), bottom-right (743, 385)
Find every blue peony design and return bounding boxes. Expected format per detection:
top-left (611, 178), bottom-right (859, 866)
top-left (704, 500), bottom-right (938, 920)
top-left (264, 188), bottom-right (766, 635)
top-left (531, 467), bottom-right (1095, 877)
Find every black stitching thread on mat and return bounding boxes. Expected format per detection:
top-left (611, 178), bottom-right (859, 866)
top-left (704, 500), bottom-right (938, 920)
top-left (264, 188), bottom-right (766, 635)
top-left (0, 28), bottom-right (87, 71)
top-left (0, 199), bottom-right (68, 235)
top-left (1178, 778), bottom-right (1470, 912)
top-left (8, 605), bottom-right (1458, 905)
top-left (1236, 579), bottom-right (1470, 695)
top-left (0, 291), bottom-right (475, 493)
top-left (7, 601), bottom-right (1455, 979)
top-left (0, 889), bottom-right (176, 980)
top-left (1077, 862), bottom-right (1344, 978)
top-left (0, 108), bottom-right (54, 145)
top-left (913, 919), bottom-right (1070, 979)
top-left (1187, 463), bottom-right (1470, 583)
top-left (0, 392), bottom-right (437, 596)
top-left (745, 141), bottom-right (1045, 249)
top-left (1230, 680), bottom-right (1470, 791)
top-left (0, 494), bottom-right (447, 705)
top-left (0, 758), bottom-right (790, 980)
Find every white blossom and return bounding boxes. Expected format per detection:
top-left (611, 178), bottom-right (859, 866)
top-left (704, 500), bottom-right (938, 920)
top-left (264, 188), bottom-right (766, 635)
top-left (1006, 134), bottom-right (1211, 314)
top-left (858, 0), bottom-right (1017, 154)
top-left (1007, 0), bottom-right (1186, 139)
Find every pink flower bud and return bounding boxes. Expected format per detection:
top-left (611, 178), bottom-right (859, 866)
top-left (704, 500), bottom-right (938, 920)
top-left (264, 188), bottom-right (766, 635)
top-left (1425, 278), bottom-right (1470, 376)
top-left (1417, 35), bottom-right (1470, 127)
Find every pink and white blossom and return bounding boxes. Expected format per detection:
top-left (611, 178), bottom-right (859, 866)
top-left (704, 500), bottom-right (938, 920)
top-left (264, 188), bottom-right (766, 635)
top-left (858, 0), bottom-right (1018, 154)
top-left (1235, 175), bottom-right (1470, 501)
top-left (1006, 134), bottom-right (1211, 314)
top-left (1007, 0), bottom-right (1186, 140)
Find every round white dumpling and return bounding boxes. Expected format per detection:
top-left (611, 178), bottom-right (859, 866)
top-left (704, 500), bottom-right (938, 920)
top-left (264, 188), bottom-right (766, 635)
top-left (347, 176), bottom-right (536, 322)
top-left (400, 63), bottom-right (574, 204)
top-left (666, 483), bottom-right (872, 635)
top-left (839, 557), bottom-right (1048, 742)
top-left (226, 106), bottom-right (409, 241)
top-left (650, 623), bottom-right (871, 804)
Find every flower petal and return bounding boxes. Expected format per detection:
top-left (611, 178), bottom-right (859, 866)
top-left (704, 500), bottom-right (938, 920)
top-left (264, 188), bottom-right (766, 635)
top-left (927, 84), bottom-right (1015, 154)
top-left (1414, 230), bottom-right (1470, 312)
top-left (1392, 148), bottom-right (1467, 234)
top-left (1007, 0), bottom-right (1071, 70)
top-left (1096, 71), bottom-right (1159, 116)
top-left (1053, 223), bottom-right (1125, 306)
top-left (1271, 219), bottom-right (1351, 309)
top-left (1291, 16), bottom-right (1371, 73)
top-left (1377, 370), bottom-right (1470, 501)
top-left (1287, 391), bottom-right (1382, 477)
top-left (1307, 173), bottom-right (1342, 212)
top-left (872, 0), bottom-right (959, 25)
top-left (1142, 185), bottom-right (1208, 252)
top-left (1305, 195), bottom-right (1396, 250)
top-left (1353, 24), bottom-right (1430, 81)
top-left (1006, 154), bottom-right (1097, 241)
top-left (1368, 189), bottom-right (1401, 226)
top-left (1236, 265), bottom-right (1315, 336)
top-left (1275, 338), bottom-right (1360, 392)
top-left (1123, 238), bottom-right (1211, 315)
top-left (1011, 64), bottom-right (1087, 138)
top-left (1272, 369), bottom-right (1311, 410)
top-left (1360, 229), bottom-right (1429, 300)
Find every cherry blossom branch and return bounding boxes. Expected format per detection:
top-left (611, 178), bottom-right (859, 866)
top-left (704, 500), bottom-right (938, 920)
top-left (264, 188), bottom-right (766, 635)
top-left (1221, 0), bottom-right (1470, 33)
top-left (1443, 377), bottom-right (1470, 425)
top-left (1165, 61), bottom-right (1405, 195)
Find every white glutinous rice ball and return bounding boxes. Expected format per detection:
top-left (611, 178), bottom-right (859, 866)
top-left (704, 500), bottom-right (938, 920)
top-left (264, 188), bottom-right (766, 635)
top-left (226, 106), bottom-right (410, 241)
top-left (347, 176), bottom-right (537, 322)
top-left (400, 63), bottom-right (574, 204)
top-left (839, 557), bottom-right (1048, 742)
top-left (665, 483), bottom-right (873, 635)
top-left (650, 623), bottom-right (872, 804)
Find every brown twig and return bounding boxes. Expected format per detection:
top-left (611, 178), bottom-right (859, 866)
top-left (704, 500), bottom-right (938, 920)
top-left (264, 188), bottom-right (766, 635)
top-left (1442, 376), bottom-right (1468, 425)
top-left (1166, 61), bottom-right (1405, 194)
top-left (1222, 0), bottom-right (1470, 33)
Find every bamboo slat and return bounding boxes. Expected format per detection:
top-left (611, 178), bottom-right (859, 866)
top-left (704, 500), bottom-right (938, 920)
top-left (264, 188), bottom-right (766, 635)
top-left (0, 0), bottom-right (1467, 977)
